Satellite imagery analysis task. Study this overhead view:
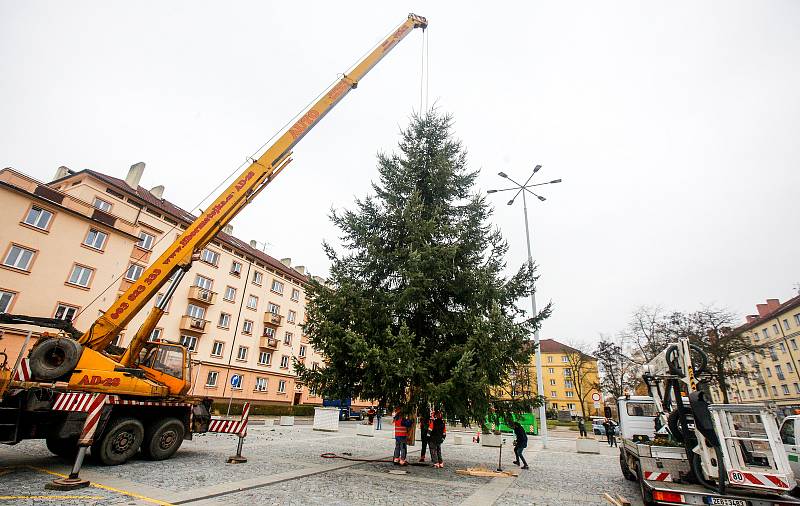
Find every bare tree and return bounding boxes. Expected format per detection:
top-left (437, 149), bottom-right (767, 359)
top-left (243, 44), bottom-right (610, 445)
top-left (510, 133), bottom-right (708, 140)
top-left (562, 342), bottom-right (598, 418)
top-left (594, 336), bottom-right (640, 403)
top-left (664, 306), bottom-right (752, 404)
top-left (625, 305), bottom-right (672, 363)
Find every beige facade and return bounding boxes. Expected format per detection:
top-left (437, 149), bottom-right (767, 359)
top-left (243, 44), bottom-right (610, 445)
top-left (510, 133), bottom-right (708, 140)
top-left (710, 296), bottom-right (800, 417)
top-left (0, 165), bottom-right (324, 407)
top-left (538, 339), bottom-right (602, 417)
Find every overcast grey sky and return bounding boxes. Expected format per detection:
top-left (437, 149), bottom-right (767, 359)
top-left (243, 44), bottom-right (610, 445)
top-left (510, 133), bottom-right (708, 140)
top-left (2, 1), bottom-right (798, 346)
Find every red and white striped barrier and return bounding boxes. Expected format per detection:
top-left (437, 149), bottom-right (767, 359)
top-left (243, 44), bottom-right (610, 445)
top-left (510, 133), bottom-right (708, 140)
top-left (12, 358), bottom-right (31, 381)
top-left (728, 469), bottom-right (790, 489)
top-left (208, 402), bottom-right (250, 437)
top-left (643, 471), bottom-right (672, 482)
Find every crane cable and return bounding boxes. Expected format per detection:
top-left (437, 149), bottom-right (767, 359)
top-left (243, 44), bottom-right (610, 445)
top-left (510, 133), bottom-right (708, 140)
top-left (74, 18), bottom-right (410, 322)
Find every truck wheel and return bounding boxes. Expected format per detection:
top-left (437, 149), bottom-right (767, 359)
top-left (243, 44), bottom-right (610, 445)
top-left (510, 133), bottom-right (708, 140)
top-left (91, 417), bottom-right (144, 465)
top-left (141, 418), bottom-right (185, 461)
top-left (46, 435), bottom-right (79, 460)
top-left (29, 337), bottom-right (82, 381)
top-left (619, 452), bottom-right (636, 481)
top-left (635, 461), bottom-right (655, 506)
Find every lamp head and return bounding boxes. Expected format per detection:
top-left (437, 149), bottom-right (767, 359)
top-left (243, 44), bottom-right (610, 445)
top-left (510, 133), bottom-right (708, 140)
top-left (487, 189), bottom-right (497, 194)
top-left (498, 172), bottom-right (508, 178)
top-left (533, 164), bottom-right (542, 174)
top-left (507, 199), bottom-right (515, 206)
top-left (537, 195), bottom-right (546, 201)
top-left (550, 179), bottom-right (562, 184)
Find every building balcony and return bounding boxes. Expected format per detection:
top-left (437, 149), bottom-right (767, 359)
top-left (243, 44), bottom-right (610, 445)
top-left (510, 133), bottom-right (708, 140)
top-left (188, 286), bottom-right (217, 305)
top-left (263, 312), bottom-right (283, 328)
top-left (259, 336), bottom-right (279, 349)
top-left (179, 315), bottom-right (210, 334)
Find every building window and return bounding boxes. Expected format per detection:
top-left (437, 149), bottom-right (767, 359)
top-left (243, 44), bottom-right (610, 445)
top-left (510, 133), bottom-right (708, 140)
top-left (550, 391), bottom-right (557, 397)
top-left (280, 355), bottom-right (289, 369)
top-left (186, 304), bottom-right (206, 319)
top-left (211, 341), bottom-right (224, 357)
top-left (125, 264), bottom-right (144, 281)
top-left (278, 380), bottom-right (287, 393)
top-left (783, 384), bottom-right (790, 395)
top-left (267, 302), bottom-right (280, 315)
top-left (205, 371), bottom-right (218, 386)
top-left (772, 386), bottom-right (778, 396)
top-left (237, 346), bottom-right (248, 361)
top-left (242, 320), bottom-right (253, 335)
top-left (776, 365), bottom-right (785, 380)
top-left (252, 271), bottom-right (263, 286)
top-left (195, 274), bottom-right (213, 290)
top-left (0, 290), bottom-right (16, 313)
top-left (784, 319), bottom-right (791, 331)
top-left (564, 369), bottom-right (572, 376)
top-left (23, 206), bottom-right (53, 230)
top-left (299, 345), bottom-right (306, 357)
top-left (284, 332), bottom-right (292, 345)
top-left (180, 335), bottom-right (198, 352)
top-left (93, 197), bottom-right (112, 212)
top-left (763, 329), bottom-right (770, 339)
top-left (148, 328), bottom-right (162, 341)
top-left (67, 264), bottom-right (94, 287)
top-left (218, 313), bottom-right (231, 328)
top-left (291, 288), bottom-right (301, 301)
top-left (549, 379), bottom-right (556, 386)
top-left (136, 231), bottom-right (155, 251)
top-left (154, 293), bottom-right (170, 312)
top-left (766, 367), bottom-right (772, 377)
top-left (565, 391), bottom-right (574, 398)
top-left (83, 229), bottom-right (108, 250)
top-left (548, 368), bottom-right (554, 374)
top-left (565, 380), bottom-right (574, 389)
top-left (200, 249), bottom-right (219, 266)
top-left (770, 347), bottom-right (779, 361)
top-left (224, 286), bottom-right (236, 302)
top-left (54, 303), bottom-right (78, 321)
top-left (547, 356), bottom-right (553, 363)
top-left (780, 342), bottom-right (787, 353)
top-left (258, 351), bottom-right (271, 365)
top-left (255, 377), bottom-right (268, 392)
top-left (795, 314), bottom-right (800, 326)
top-left (773, 324), bottom-right (780, 335)
top-left (230, 261), bottom-right (242, 276)
top-left (287, 310), bottom-right (297, 323)
top-left (247, 295), bottom-right (258, 310)
top-left (788, 362), bottom-right (795, 373)
top-left (312, 362), bottom-right (319, 371)
top-left (271, 279), bottom-right (284, 294)
top-left (4, 245), bottom-right (35, 271)
top-left (561, 356), bottom-right (569, 363)
top-left (748, 389), bottom-right (753, 399)
top-left (567, 403), bottom-right (576, 410)
top-left (263, 326), bottom-right (275, 338)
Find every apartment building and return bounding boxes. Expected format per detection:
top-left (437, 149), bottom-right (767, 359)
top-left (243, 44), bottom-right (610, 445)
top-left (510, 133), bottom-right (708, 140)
top-left (538, 339), bottom-right (602, 417)
top-left (0, 163), bottom-right (324, 407)
top-left (710, 296), bottom-right (800, 416)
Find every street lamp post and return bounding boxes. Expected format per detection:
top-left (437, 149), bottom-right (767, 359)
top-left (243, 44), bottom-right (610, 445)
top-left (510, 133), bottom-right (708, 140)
top-left (488, 164), bottom-right (561, 449)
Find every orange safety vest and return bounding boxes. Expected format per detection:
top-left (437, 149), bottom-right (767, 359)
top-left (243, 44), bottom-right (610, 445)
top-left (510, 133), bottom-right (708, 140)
top-left (429, 418), bottom-right (446, 435)
top-left (394, 417), bottom-right (407, 438)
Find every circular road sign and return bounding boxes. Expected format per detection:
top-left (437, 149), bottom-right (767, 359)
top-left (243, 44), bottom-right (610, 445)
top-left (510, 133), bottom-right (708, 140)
top-left (230, 374), bottom-right (242, 388)
top-left (591, 392), bottom-right (601, 402)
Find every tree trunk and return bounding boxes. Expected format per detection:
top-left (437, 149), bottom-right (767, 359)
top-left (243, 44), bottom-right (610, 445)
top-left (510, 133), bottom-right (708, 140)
top-left (718, 371), bottom-right (730, 404)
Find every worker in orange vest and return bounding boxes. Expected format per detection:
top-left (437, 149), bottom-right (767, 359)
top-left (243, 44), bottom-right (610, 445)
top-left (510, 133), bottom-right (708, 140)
top-left (428, 410), bottom-right (446, 468)
top-left (392, 407), bottom-right (412, 465)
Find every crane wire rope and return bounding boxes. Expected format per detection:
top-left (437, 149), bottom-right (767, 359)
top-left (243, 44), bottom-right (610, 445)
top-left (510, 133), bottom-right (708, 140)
top-left (73, 18), bottom-right (410, 323)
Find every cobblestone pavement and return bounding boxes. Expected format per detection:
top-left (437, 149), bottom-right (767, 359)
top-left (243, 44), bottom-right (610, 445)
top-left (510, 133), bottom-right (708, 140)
top-left (0, 422), bottom-right (641, 505)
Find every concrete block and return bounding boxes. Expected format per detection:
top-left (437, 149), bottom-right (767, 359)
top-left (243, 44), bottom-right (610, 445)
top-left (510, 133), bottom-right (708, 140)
top-left (453, 434), bottom-right (464, 445)
top-left (263, 418), bottom-right (274, 427)
top-left (356, 424), bottom-right (374, 437)
top-left (279, 416), bottom-right (295, 426)
top-left (312, 407), bottom-right (339, 432)
top-left (576, 437), bottom-right (600, 454)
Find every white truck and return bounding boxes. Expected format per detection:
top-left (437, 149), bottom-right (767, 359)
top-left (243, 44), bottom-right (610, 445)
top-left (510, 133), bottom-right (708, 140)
top-left (617, 337), bottom-right (800, 506)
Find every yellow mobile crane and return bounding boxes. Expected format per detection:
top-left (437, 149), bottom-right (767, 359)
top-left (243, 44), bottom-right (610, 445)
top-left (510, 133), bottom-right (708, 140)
top-left (0, 13), bottom-right (427, 466)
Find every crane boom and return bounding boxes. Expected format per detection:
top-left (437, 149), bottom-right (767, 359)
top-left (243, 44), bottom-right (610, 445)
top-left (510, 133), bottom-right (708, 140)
top-left (78, 13), bottom-right (428, 351)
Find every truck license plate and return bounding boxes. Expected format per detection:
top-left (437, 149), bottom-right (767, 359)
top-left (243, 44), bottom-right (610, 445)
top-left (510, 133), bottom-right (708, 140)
top-left (707, 498), bottom-right (746, 506)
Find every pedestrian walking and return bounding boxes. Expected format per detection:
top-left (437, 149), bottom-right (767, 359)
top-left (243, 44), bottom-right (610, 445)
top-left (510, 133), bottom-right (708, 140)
top-left (418, 414), bottom-right (430, 462)
top-left (577, 417), bottom-right (587, 438)
top-left (375, 407), bottom-right (383, 430)
top-left (603, 418), bottom-right (617, 447)
top-left (428, 410), bottom-right (446, 468)
top-left (392, 408), bottom-right (412, 465)
top-left (367, 406), bottom-right (376, 425)
top-left (512, 422), bottom-right (529, 469)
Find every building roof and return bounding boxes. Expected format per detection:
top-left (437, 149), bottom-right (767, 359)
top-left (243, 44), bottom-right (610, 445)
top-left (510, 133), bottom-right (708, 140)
top-left (539, 338), bottom-right (594, 358)
top-left (51, 168), bottom-right (310, 285)
top-left (734, 294), bottom-right (800, 334)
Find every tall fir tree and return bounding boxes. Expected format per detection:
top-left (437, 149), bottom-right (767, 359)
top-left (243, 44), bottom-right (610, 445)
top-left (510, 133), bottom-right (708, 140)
top-left (296, 111), bottom-right (549, 425)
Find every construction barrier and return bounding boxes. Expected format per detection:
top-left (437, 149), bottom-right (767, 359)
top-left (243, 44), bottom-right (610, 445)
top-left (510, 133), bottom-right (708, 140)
top-left (208, 402), bottom-right (250, 463)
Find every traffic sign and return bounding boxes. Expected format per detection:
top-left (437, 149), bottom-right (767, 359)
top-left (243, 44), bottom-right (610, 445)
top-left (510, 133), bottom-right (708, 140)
top-left (593, 401), bottom-right (601, 409)
top-left (230, 374), bottom-right (242, 388)
top-left (591, 392), bottom-right (601, 402)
